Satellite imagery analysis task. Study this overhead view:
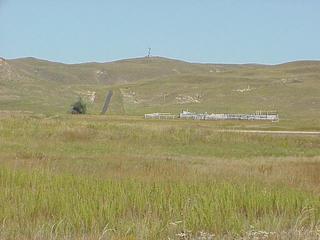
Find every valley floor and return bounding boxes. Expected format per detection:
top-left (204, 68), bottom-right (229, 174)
top-left (0, 114), bottom-right (319, 239)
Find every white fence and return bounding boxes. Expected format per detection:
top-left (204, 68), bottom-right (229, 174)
top-left (145, 111), bottom-right (279, 122)
top-left (179, 111), bottom-right (279, 122)
top-left (144, 113), bottom-right (177, 120)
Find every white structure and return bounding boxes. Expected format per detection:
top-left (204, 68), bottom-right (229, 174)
top-left (144, 113), bottom-right (177, 120)
top-left (179, 111), bottom-right (207, 120)
top-left (179, 110), bottom-right (279, 122)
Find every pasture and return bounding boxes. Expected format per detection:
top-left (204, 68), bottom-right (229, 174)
top-left (0, 114), bottom-right (319, 239)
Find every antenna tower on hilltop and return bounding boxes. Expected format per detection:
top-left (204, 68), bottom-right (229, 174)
top-left (147, 48), bottom-right (151, 58)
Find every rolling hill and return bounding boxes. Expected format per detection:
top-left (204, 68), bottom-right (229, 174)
top-left (0, 56), bottom-right (319, 129)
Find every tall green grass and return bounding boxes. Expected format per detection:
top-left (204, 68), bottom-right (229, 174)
top-left (1, 116), bottom-right (319, 160)
top-left (0, 168), bottom-right (319, 239)
top-left (0, 115), bottom-right (320, 239)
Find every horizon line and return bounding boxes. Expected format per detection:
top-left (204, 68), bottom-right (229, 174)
top-left (2, 55), bottom-right (320, 66)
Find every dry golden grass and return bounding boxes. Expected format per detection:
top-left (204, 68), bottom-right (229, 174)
top-left (0, 115), bottom-right (319, 239)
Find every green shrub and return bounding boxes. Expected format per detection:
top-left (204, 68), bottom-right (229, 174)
top-left (70, 97), bottom-right (87, 114)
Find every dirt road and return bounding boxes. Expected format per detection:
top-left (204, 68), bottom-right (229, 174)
top-left (218, 129), bottom-right (320, 136)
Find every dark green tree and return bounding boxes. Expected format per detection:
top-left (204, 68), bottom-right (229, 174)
top-left (71, 97), bottom-right (87, 114)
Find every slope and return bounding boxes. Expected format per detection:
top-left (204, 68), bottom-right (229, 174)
top-left (0, 56), bottom-right (319, 129)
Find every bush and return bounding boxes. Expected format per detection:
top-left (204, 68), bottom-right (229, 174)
top-left (71, 97), bottom-right (87, 114)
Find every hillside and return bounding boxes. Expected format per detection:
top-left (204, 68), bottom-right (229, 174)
top-left (0, 56), bottom-right (319, 129)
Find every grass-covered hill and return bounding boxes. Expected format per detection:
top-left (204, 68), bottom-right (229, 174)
top-left (0, 56), bottom-right (319, 128)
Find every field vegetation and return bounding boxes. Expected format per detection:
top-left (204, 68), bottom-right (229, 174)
top-left (1, 56), bottom-right (320, 239)
top-left (0, 115), bottom-right (319, 239)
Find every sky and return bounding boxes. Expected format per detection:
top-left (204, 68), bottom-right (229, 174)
top-left (0, 0), bottom-right (319, 64)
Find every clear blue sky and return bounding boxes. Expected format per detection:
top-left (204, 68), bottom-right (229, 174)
top-left (0, 0), bottom-right (319, 64)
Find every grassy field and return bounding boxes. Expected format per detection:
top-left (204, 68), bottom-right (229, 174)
top-left (0, 114), bottom-right (320, 239)
top-left (1, 56), bottom-right (320, 239)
